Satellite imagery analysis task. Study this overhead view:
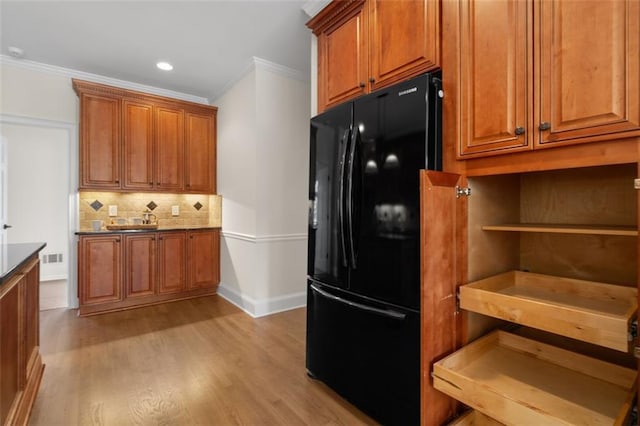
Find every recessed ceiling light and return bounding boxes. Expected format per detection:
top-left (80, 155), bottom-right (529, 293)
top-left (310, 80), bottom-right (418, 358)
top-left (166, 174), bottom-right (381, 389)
top-left (8, 46), bottom-right (24, 58)
top-left (156, 61), bottom-right (173, 71)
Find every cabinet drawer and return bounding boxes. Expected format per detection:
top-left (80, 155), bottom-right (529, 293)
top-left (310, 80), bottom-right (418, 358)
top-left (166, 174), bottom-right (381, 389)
top-left (459, 271), bottom-right (637, 352)
top-left (433, 331), bottom-right (636, 426)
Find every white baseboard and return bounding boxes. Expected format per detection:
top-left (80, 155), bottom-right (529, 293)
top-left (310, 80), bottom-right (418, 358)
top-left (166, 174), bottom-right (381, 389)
top-left (217, 283), bottom-right (306, 318)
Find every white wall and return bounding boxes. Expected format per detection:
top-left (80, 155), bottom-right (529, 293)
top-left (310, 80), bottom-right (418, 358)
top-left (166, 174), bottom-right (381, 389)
top-left (216, 58), bottom-right (310, 317)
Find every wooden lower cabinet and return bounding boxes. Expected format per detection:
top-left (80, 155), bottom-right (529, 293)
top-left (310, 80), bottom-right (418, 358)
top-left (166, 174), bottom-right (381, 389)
top-left (0, 256), bottom-right (44, 426)
top-left (158, 231), bottom-right (187, 295)
top-left (421, 159), bottom-right (639, 425)
top-left (78, 229), bottom-right (220, 316)
top-left (188, 229), bottom-right (220, 290)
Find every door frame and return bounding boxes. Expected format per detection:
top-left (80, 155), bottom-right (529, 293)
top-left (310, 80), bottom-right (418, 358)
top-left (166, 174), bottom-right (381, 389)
top-left (0, 113), bottom-right (79, 308)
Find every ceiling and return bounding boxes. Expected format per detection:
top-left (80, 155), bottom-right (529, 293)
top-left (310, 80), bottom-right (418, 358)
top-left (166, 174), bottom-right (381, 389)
top-left (0, 1), bottom-right (315, 102)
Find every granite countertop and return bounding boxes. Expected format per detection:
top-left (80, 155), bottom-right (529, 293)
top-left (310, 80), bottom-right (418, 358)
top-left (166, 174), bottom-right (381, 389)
top-left (0, 242), bottom-right (47, 284)
top-left (75, 225), bottom-right (221, 235)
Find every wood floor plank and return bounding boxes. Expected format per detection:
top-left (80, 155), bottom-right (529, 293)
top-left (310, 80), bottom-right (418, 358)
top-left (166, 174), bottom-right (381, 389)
top-left (29, 296), bottom-right (376, 425)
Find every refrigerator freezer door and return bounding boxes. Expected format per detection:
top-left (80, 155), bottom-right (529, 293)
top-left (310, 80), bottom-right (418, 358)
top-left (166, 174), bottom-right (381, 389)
top-left (308, 102), bottom-right (353, 289)
top-left (348, 74), bottom-right (432, 310)
top-left (306, 281), bottom-right (420, 425)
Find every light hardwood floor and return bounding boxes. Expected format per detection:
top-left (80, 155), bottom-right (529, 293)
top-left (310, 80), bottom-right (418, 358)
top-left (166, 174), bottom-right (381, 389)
top-left (29, 296), bottom-right (375, 425)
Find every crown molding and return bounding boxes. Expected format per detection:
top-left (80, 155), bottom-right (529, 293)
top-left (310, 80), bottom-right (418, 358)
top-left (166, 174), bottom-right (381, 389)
top-left (302, 0), bottom-right (332, 19)
top-left (0, 55), bottom-right (210, 105)
top-left (212, 56), bottom-right (308, 101)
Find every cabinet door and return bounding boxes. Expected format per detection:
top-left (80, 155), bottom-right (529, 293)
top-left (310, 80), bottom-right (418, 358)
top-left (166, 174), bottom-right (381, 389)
top-left (124, 234), bottom-right (156, 298)
top-left (79, 93), bottom-right (121, 188)
top-left (316, 1), bottom-right (368, 111)
top-left (158, 232), bottom-right (186, 294)
top-left (155, 105), bottom-right (184, 191)
top-left (185, 111), bottom-right (216, 193)
top-left (369, 0), bottom-right (439, 91)
top-left (419, 171), bottom-right (460, 425)
top-left (123, 99), bottom-right (154, 190)
top-left (458, 0), bottom-right (531, 157)
top-left (536, 0), bottom-right (640, 147)
top-left (187, 230), bottom-right (220, 290)
top-left (79, 235), bottom-right (123, 305)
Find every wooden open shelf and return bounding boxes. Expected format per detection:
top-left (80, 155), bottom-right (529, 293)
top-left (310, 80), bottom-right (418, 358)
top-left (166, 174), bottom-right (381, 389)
top-left (459, 271), bottom-right (637, 352)
top-left (433, 331), bottom-right (637, 426)
top-left (482, 223), bottom-right (638, 237)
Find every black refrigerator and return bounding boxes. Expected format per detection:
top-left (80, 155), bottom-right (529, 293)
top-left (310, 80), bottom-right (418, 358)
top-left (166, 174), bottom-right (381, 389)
top-left (306, 71), bottom-right (442, 425)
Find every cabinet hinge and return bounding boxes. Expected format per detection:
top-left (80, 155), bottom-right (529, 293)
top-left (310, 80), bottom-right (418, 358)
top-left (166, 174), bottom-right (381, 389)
top-left (629, 319), bottom-right (637, 342)
top-left (631, 406), bottom-right (638, 426)
top-left (455, 291), bottom-right (461, 314)
top-left (456, 186), bottom-right (471, 198)
top-left (634, 178), bottom-right (640, 190)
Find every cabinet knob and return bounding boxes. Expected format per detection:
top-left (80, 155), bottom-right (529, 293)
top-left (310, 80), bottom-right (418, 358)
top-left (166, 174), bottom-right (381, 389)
top-left (149, 182), bottom-right (153, 185)
top-left (514, 126), bottom-right (525, 136)
top-left (115, 180), bottom-right (120, 184)
top-left (359, 82), bottom-right (365, 89)
top-left (539, 122), bottom-right (551, 131)
top-left (369, 77), bottom-right (376, 84)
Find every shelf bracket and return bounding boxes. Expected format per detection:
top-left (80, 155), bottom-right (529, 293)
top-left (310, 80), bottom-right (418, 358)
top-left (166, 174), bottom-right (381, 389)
top-left (456, 186), bottom-right (471, 198)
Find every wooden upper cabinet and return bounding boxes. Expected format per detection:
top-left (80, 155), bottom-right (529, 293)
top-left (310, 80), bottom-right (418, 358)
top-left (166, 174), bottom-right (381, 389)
top-left (123, 99), bottom-right (154, 190)
top-left (185, 111), bottom-right (216, 193)
top-left (451, 0), bottom-right (640, 159)
top-left (73, 79), bottom-right (217, 193)
top-left (315, 1), bottom-right (368, 110)
top-left (369, 0), bottom-right (439, 90)
top-left (536, 0), bottom-right (640, 148)
top-left (78, 92), bottom-right (121, 188)
top-left (458, 0), bottom-right (531, 157)
top-left (309, 0), bottom-right (440, 112)
top-left (155, 105), bottom-right (185, 191)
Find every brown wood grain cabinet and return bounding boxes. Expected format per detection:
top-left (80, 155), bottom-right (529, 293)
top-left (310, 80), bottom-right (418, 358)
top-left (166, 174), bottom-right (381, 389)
top-left (420, 0), bottom-right (640, 420)
top-left (308, 0), bottom-right (440, 112)
top-left (188, 229), bottom-right (220, 290)
top-left (422, 159), bottom-right (639, 425)
top-left (78, 229), bottom-right (220, 316)
top-left (155, 105), bottom-right (185, 191)
top-left (78, 92), bottom-right (121, 188)
top-left (79, 235), bottom-right (123, 305)
top-left (73, 80), bottom-right (217, 194)
top-left (122, 99), bottom-right (154, 190)
top-left (124, 234), bottom-right (156, 298)
top-left (0, 255), bottom-right (44, 426)
top-left (453, 0), bottom-right (640, 159)
top-left (157, 231), bottom-right (187, 295)
top-left (185, 111), bottom-right (217, 193)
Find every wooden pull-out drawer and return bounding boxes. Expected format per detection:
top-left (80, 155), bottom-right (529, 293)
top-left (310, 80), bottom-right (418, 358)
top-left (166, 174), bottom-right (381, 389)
top-left (459, 271), bottom-right (637, 352)
top-left (433, 331), bottom-right (636, 426)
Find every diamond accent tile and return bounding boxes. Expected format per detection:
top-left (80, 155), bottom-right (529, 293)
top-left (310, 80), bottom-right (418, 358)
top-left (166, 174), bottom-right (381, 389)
top-left (146, 201), bottom-right (158, 211)
top-left (90, 200), bottom-right (103, 211)
top-left (193, 201), bottom-right (203, 211)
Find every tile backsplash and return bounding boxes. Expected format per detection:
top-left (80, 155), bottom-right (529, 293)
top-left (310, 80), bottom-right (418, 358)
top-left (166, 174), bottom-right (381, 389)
top-left (79, 192), bottom-right (222, 231)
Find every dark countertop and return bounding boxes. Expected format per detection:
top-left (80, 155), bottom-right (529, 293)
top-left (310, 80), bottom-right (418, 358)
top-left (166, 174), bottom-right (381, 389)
top-left (75, 225), bottom-right (221, 236)
top-left (0, 242), bottom-right (47, 284)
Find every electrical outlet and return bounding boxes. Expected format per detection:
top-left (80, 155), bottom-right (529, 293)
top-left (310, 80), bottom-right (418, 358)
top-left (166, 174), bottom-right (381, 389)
top-left (172, 205), bottom-right (180, 216)
top-left (108, 205), bottom-right (118, 216)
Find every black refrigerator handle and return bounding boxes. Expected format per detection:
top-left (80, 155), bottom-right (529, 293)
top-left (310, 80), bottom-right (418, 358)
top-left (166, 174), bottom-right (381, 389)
top-left (345, 127), bottom-right (358, 269)
top-left (338, 129), bottom-right (350, 268)
top-left (310, 284), bottom-right (406, 320)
